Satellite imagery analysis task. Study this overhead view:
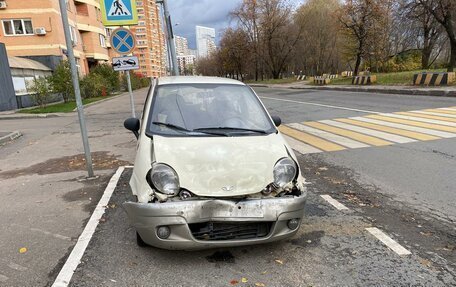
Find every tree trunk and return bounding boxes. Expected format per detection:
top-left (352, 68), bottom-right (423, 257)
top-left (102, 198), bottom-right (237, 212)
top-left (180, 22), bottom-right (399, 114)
top-left (422, 46), bottom-right (432, 69)
top-left (354, 53), bottom-right (362, 76)
top-left (449, 39), bottom-right (456, 72)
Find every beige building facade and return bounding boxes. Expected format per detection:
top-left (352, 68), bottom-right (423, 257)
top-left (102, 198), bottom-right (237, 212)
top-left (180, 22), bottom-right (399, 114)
top-left (0, 0), bottom-right (110, 75)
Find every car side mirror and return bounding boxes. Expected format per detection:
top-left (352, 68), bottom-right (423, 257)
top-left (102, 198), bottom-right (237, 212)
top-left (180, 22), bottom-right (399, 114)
top-left (271, 115), bottom-right (281, 127)
top-left (124, 118), bottom-right (140, 139)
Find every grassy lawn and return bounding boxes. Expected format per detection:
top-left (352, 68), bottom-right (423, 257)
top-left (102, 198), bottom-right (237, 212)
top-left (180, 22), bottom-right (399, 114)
top-left (19, 96), bottom-right (112, 114)
top-left (246, 78), bottom-right (298, 85)
top-left (330, 69), bottom-right (448, 86)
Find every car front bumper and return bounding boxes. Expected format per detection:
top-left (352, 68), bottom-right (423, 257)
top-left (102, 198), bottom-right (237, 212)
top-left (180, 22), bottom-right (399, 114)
top-left (123, 195), bottom-right (306, 250)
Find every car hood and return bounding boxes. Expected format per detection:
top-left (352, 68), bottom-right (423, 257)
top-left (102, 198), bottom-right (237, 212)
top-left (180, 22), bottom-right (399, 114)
top-left (153, 133), bottom-right (289, 197)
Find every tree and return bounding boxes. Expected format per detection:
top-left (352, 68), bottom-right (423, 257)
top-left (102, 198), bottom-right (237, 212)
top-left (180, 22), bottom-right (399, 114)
top-left (294, 0), bottom-right (342, 75)
top-left (418, 0), bottom-right (456, 71)
top-left (26, 77), bottom-right (51, 108)
top-left (218, 28), bottom-right (252, 80)
top-left (49, 61), bottom-right (74, 103)
top-left (338, 0), bottom-right (384, 75)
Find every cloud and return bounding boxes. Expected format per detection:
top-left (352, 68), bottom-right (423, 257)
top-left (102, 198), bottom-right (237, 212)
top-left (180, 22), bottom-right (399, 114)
top-left (167, 0), bottom-right (242, 48)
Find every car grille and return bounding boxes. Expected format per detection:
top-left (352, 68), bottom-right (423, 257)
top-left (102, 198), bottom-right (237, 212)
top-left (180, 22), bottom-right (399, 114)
top-left (189, 222), bottom-right (272, 241)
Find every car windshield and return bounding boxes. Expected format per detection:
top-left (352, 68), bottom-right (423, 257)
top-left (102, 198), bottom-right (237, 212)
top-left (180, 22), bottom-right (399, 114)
top-left (147, 83), bottom-right (276, 136)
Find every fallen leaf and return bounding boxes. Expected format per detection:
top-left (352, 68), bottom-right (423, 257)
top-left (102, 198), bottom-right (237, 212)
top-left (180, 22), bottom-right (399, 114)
top-left (19, 247), bottom-right (27, 254)
top-left (230, 280), bottom-right (239, 285)
top-left (255, 283), bottom-right (265, 287)
top-left (318, 167), bottom-right (328, 171)
top-left (99, 218), bottom-right (106, 223)
top-left (241, 278), bottom-right (248, 283)
top-left (275, 259), bottom-right (283, 265)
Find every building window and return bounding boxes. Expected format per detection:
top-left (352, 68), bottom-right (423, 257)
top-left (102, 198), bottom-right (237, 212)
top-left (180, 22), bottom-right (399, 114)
top-left (70, 26), bottom-right (78, 45)
top-left (99, 34), bottom-right (106, 48)
top-left (2, 19), bottom-right (34, 36)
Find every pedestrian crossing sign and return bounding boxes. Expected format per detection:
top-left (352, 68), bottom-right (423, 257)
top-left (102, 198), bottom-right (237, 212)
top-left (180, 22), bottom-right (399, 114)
top-left (100, 0), bottom-right (138, 26)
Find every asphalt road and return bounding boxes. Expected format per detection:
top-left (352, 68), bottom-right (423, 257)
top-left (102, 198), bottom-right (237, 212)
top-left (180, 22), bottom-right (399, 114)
top-left (70, 87), bottom-right (456, 286)
top-left (1, 87), bottom-right (456, 286)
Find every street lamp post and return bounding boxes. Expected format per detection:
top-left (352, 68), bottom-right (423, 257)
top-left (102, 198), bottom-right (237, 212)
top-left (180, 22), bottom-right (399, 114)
top-left (58, 0), bottom-right (94, 177)
top-left (156, 0), bottom-right (179, 76)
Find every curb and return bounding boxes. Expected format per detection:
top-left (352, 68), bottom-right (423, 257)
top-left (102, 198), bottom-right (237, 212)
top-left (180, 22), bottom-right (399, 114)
top-left (249, 83), bottom-right (456, 97)
top-left (71, 92), bottom-right (128, 112)
top-left (0, 114), bottom-right (61, 120)
top-left (0, 131), bottom-right (22, 145)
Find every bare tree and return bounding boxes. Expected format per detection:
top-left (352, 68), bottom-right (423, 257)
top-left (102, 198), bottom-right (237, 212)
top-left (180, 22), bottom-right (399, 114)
top-left (338, 0), bottom-right (384, 75)
top-left (418, 0), bottom-right (456, 71)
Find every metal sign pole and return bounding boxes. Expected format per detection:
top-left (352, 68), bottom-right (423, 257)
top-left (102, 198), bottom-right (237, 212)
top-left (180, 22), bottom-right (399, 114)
top-left (126, 71), bottom-right (136, 118)
top-left (58, 0), bottom-right (94, 177)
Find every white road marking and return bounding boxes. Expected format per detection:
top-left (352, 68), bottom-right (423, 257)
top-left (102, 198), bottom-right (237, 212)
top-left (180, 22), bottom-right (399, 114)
top-left (289, 123), bottom-right (370, 149)
top-left (440, 108), bottom-right (456, 111)
top-left (320, 120), bottom-right (415, 144)
top-left (320, 195), bottom-right (349, 210)
top-left (0, 274), bottom-right (8, 282)
top-left (52, 166), bottom-right (125, 287)
top-left (124, 165), bottom-right (134, 168)
top-left (366, 227), bottom-right (411, 256)
top-left (282, 135), bottom-right (323, 154)
top-left (351, 117), bottom-right (456, 138)
top-left (411, 111), bottom-right (456, 118)
top-left (7, 262), bottom-right (27, 271)
top-left (260, 96), bottom-right (382, 114)
top-left (384, 113), bottom-right (456, 127)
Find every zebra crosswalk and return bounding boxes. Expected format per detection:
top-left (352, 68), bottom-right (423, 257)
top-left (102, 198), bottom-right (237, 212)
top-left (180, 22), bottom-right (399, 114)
top-left (280, 106), bottom-right (456, 155)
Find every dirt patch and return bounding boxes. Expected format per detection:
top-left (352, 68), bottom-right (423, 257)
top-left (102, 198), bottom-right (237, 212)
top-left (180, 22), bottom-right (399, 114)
top-left (0, 151), bottom-right (130, 179)
top-left (62, 174), bottom-right (112, 212)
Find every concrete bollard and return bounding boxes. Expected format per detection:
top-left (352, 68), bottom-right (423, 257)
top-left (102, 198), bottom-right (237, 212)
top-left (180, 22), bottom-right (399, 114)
top-left (413, 72), bottom-right (455, 86)
top-left (352, 75), bottom-right (377, 85)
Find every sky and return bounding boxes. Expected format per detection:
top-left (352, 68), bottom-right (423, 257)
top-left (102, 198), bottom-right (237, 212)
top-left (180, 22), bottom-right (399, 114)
top-left (167, 0), bottom-right (242, 49)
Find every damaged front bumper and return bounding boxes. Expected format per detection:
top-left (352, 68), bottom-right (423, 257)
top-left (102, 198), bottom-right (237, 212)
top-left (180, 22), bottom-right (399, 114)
top-left (123, 194), bottom-right (306, 250)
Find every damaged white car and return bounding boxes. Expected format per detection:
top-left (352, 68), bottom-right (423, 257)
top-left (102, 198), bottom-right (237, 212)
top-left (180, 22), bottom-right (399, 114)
top-left (123, 76), bottom-right (306, 250)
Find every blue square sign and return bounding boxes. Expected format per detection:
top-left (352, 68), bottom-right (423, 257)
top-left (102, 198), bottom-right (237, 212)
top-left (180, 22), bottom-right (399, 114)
top-left (100, 0), bottom-right (138, 26)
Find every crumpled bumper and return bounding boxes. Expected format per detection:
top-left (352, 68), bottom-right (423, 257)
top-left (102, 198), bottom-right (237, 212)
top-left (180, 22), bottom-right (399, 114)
top-left (123, 194), bottom-right (306, 250)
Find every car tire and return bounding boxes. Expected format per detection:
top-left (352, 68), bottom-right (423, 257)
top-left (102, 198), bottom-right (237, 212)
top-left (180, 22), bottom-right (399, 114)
top-left (136, 231), bottom-right (148, 247)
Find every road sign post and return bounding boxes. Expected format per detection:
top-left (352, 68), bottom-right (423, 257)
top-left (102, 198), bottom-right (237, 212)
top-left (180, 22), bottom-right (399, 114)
top-left (156, 0), bottom-right (178, 76)
top-left (110, 28), bottom-right (137, 118)
top-left (58, 0), bottom-right (94, 178)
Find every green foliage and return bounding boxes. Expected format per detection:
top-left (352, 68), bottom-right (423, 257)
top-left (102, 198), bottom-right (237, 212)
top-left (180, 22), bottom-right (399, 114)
top-left (49, 60), bottom-right (74, 103)
top-left (380, 50), bottom-right (422, 73)
top-left (19, 97), bottom-right (109, 114)
top-left (90, 64), bottom-right (120, 92)
top-left (80, 73), bottom-right (109, 99)
top-left (26, 77), bottom-right (52, 108)
top-left (121, 72), bottom-right (150, 91)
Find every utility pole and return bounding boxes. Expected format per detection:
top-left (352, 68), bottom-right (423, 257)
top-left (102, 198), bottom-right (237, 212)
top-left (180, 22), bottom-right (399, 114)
top-left (156, 0), bottom-right (179, 76)
top-left (58, 0), bottom-right (94, 177)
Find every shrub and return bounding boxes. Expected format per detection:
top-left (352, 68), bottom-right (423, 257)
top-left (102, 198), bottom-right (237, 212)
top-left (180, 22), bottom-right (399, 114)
top-left (50, 60), bottom-right (74, 103)
top-left (26, 77), bottom-right (52, 108)
top-left (91, 64), bottom-right (120, 93)
top-left (121, 72), bottom-right (150, 91)
top-left (80, 73), bottom-right (109, 99)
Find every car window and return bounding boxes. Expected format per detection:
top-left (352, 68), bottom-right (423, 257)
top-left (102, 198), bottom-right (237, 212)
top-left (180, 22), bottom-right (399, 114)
top-left (146, 83), bottom-right (275, 136)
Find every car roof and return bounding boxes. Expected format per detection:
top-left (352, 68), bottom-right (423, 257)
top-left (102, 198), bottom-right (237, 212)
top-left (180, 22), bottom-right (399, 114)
top-left (157, 76), bottom-right (245, 86)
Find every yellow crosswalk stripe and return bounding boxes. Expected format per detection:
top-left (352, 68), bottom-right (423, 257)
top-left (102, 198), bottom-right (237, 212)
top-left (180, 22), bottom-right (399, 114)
top-left (366, 115), bottom-right (456, 133)
top-left (303, 122), bottom-right (392, 146)
top-left (337, 118), bottom-right (440, 141)
top-left (397, 112), bottom-right (456, 122)
top-left (426, 108), bottom-right (456, 115)
top-left (279, 125), bottom-right (346, 152)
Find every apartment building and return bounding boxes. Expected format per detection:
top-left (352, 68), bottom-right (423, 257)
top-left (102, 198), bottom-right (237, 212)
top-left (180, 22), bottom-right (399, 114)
top-left (127, 0), bottom-right (166, 78)
top-left (0, 0), bottom-right (109, 75)
top-left (196, 25), bottom-right (216, 58)
top-left (175, 35), bottom-right (188, 56)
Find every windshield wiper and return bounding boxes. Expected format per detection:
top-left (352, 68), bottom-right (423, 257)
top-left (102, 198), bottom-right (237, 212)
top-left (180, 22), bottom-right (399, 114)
top-left (152, 121), bottom-right (192, 132)
top-left (194, 127), bottom-right (268, 134)
top-left (153, 122), bottom-right (227, 136)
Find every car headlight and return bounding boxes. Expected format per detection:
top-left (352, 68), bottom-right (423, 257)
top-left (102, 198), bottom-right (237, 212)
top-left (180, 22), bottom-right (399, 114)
top-left (149, 163), bottom-right (180, 195)
top-left (273, 157), bottom-right (297, 188)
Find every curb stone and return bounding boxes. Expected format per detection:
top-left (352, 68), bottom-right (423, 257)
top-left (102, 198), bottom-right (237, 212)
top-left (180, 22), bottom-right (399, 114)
top-left (249, 83), bottom-right (456, 97)
top-left (0, 131), bottom-right (22, 145)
